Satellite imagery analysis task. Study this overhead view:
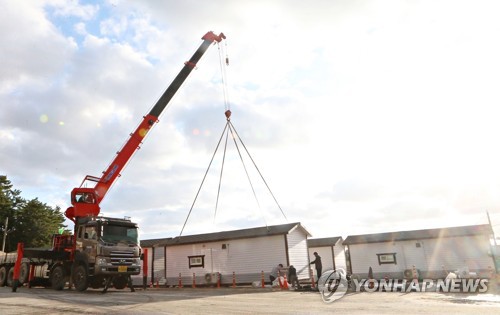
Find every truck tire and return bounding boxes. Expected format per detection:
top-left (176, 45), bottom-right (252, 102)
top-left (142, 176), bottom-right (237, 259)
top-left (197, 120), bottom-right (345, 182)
top-left (73, 264), bottom-right (89, 292)
top-left (0, 266), bottom-right (7, 286)
top-left (113, 275), bottom-right (128, 290)
top-left (50, 265), bottom-right (66, 291)
top-left (7, 268), bottom-right (14, 287)
top-left (19, 263), bottom-right (30, 284)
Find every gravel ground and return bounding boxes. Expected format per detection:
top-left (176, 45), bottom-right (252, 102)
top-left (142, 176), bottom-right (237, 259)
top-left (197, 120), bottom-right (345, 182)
top-left (1, 284), bottom-right (499, 314)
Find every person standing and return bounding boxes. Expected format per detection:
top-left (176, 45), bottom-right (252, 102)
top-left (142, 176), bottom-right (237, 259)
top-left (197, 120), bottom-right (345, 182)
top-left (310, 252), bottom-right (322, 283)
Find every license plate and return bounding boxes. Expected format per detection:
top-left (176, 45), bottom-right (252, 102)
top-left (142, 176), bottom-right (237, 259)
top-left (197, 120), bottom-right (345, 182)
top-left (118, 266), bottom-right (127, 272)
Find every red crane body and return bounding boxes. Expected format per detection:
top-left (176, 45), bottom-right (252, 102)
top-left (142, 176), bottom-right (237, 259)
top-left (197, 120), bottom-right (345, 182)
top-left (65, 31), bottom-right (226, 222)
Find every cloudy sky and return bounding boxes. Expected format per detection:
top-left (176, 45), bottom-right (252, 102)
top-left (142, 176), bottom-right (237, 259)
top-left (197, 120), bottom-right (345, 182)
top-left (1, 0), bottom-right (500, 241)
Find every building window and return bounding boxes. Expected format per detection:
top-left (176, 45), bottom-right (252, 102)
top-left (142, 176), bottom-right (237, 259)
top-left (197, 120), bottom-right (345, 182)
top-left (377, 253), bottom-right (397, 265)
top-left (188, 255), bottom-right (205, 268)
top-left (415, 242), bottom-right (421, 248)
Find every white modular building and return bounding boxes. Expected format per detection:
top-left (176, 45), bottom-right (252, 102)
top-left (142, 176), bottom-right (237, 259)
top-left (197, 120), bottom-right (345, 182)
top-left (136, 222), bottom-right (311, 286)
top-left (343, 224), bottom-right (495, 279)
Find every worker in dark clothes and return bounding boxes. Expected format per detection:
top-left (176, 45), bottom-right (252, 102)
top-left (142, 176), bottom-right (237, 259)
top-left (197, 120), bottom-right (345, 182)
top-left (310, 252), bottom-right (322, 283)
top-left (288, 265), bottom-right (300, 289)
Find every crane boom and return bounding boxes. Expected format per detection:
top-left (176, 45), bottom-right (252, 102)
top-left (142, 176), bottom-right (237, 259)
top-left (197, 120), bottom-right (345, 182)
top-left (65, 31), bottom-right (225, 222)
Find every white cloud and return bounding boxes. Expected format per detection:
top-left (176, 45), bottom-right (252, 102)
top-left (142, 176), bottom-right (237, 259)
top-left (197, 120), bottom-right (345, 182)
top-left (47, 0), bottom-right (98, 20)
top-left (1, 0), bottom-right (500, 240)
top-left (0, 1), bottom-right (76, 93)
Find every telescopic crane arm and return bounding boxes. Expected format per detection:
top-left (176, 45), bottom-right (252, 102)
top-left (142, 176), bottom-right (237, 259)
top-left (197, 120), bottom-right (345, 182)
top-left (65, 31), bottom-right (226, 223)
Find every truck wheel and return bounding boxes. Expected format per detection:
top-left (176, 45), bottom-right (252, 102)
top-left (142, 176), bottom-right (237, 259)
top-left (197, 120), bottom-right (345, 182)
top-left (50, 265), bottom-right (66, 291)
top-left (7, 268), bottom-right (14, 287)
top-left (0, 266), bottom-right (7, 286)
top-left (19, 263), bottom-right (30, 284)
top-left (113, 275), bottom-right (128, 290)
top-left (73, 264), bottom-right (89, 292)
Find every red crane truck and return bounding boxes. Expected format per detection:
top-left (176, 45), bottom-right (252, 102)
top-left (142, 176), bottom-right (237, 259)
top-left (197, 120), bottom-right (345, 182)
top-left (0, 31), bottom-right (225, 292)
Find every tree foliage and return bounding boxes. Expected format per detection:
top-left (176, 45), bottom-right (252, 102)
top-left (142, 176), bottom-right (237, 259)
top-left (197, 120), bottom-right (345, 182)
top-left (0, 175), bottom-right (66, 251)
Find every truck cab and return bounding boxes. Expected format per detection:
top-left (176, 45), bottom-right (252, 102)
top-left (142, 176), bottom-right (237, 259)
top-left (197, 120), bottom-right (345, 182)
top-left (73, 216), bottom-right (141, 290)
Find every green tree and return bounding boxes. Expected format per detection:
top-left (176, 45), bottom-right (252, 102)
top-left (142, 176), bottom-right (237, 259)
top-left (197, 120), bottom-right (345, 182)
top-left (11, 199), bottom-right (66, 248)
top-left (0, 175), bottom-right (24, 251)
top-left (0, 175), bottom-right (23, 219)
top-left (0, 175), bottom-right (66, 250)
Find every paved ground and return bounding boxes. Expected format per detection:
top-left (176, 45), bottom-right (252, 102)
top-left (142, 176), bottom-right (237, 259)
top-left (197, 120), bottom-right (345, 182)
top-left (1, 285), bottom-right (499, 314)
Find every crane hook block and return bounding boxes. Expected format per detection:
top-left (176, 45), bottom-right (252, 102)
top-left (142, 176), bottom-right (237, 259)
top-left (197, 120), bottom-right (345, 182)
top-left (225, 110), bottom-right (232, 120)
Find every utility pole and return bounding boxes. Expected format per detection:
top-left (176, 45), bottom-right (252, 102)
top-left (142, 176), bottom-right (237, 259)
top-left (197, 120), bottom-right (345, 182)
top-left (2, 217), bottom-right (8, 252)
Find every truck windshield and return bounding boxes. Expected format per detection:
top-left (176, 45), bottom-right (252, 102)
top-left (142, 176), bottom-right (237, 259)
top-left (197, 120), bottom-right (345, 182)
top-left (101, 224), bottom-right (139, 245)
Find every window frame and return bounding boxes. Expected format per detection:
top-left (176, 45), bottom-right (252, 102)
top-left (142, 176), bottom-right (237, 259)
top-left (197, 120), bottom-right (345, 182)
top-left (188, 255), bottom-right (205, 268)
top-left (376, 253), bottom-right (397, 265)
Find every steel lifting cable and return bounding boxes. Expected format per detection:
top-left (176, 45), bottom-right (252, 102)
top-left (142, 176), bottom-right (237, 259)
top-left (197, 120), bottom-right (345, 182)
top-left (213, 116), bottom-right (276, 226)
top-left (217, 40), bottom-right (230, 112)
top-left (179, 123), bottom-right (229, 236)
top-left (213, 39), bottom-right (233, 222)
top-left (213, 124), bottom-right (230, 223)
top-left (180, 42), bottom-right (231, 236)
top-left (227, 122), bottom-right (266, 225)
top-left (180, 40), bottom-right (287, 235)
top-left (179, 115), bottom-right (288, 235)
top-left (228, 120), bottom-right (288, 221)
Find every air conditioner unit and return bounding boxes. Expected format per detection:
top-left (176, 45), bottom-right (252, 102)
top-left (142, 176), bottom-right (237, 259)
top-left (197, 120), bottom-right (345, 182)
top-left (205, 272), bottom-right (220, 284)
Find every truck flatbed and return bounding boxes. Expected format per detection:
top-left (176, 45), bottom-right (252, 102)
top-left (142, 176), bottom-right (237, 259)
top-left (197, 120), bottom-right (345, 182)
top-left (23, 248), bottom-right (71, 261)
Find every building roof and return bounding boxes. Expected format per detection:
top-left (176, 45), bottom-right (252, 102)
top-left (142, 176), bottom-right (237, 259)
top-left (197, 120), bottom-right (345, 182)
top-left (140, 222), bottom-right (311, 248)
top-left (140, 238), bottom-right (165, 248)
top-left (307, 237), bottom-right (342, 247)
top-left (343, 224), bottom-right (493, 245)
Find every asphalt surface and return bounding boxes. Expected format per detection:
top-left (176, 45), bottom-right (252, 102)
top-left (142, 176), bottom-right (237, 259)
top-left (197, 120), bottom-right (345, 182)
top-left (1, 285), bottom-right (499, 314)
